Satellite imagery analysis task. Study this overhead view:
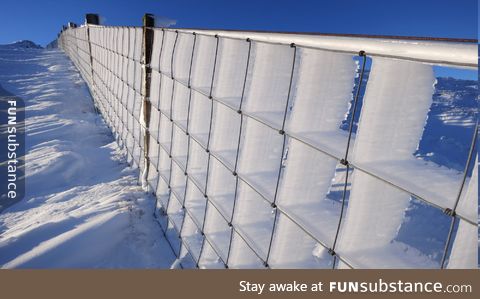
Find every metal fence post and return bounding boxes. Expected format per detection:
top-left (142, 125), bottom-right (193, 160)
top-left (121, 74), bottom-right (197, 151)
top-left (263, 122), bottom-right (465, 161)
top-left (86, 14), bottom-right (100, 25)
top-left (141, 13), bottom-right (155, 189)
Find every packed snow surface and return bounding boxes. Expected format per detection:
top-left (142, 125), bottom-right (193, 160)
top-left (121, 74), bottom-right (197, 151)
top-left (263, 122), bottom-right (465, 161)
top-left (0, 45), bottom-right (175, 268)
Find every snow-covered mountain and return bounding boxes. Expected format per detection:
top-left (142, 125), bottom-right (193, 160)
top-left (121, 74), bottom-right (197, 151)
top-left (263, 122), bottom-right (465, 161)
top-left (0, 40), bottom-right (43, 49)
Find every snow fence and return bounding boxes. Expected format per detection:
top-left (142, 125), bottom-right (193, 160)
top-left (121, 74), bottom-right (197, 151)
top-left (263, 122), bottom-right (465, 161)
top-left (58, 23), bottom-right (478, 269)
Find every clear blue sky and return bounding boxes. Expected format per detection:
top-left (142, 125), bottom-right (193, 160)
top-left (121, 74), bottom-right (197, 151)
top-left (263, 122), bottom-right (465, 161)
top-left (0, 0), bottom-right (477, 46)
top-left (0, 0), bottom-right (477, 79)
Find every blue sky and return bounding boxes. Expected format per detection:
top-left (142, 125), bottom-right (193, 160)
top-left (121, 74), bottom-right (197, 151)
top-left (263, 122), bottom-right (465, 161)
top-left (0, 0), bottom-right (477, 78)
top-left (0, 0), bottom-right (477, 45)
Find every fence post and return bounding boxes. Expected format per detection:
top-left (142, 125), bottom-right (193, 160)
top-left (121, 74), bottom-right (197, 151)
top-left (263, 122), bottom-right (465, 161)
top-left (141, 13), bottom-right (155, 189)
top-left (86, 14), bottom-right (100, 25)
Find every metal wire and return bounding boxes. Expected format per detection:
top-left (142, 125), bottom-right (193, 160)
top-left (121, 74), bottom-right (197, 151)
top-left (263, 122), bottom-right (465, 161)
top-left (331, 52), bottom-right (367, 268)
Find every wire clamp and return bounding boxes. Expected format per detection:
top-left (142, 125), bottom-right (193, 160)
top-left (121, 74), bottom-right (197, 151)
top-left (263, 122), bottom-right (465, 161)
top-left (444, 208), bottom-right (456, 217)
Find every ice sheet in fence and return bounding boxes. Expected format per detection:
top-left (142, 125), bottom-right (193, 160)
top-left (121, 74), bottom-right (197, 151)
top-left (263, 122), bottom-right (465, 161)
top-left (181, 210), bottom-right (204, 262)
top-left (336, 172), bottom-right (454, 268)
top-left (269, 213), bottom-right (335, 268)
top-left (448, 156), bottom-right (478, 269)
top-left (134, 28), bottom-right (143, 63)
top-left (237, 117), bottom-right (284, 201)
top-left (268, 49), bottom-right (359, 265)
top-left (286, 48), bottom-right (358, 159)
top-left (158, 30), bottom-right (177, 77)
top-left (455, 155), bottom-right (478, 222)
top-left (171, 162), bottom-right (187, 200)
top-left (188, 90), bottom-right (212, 147)
top-left (349, 57), bottom-right (466, 214)
top-left (172, 83), bottom-right (190, 130)
top-left (151, 29), bottom-right (163, 69)
top-left (185, 180), bottom-right (206, 226)
top-left (130, 28), bottom-right (139, 60)
top-left (158, 75), bottom-right (173, 117)
top-left (209, 102), bottom-right (241, 169)
top-left (335, 58), bottom-right (459, 268)
top-left (230, 180), bottom-right (276, 262)
top-left (276, 138), bottom-right (343, 249)
top-left (172, 123), bottom-right (189, 168)
top-left (190, 35), bottom-right (217, 95)
top-left (206, 157), bottom-right (237, 218)
top-left (173, 32), bottom-right (195, 84)
top-left (212, 37), bottom-right (250, 109)
top-left (242, 41), bottom-right (295, 129)
top-left (203, 200), bottom-right (232, 262)
top-left (228, 230), bottom-right (264, 268)
top-left (199, 236), bottom-right (227, 268)
top-left (187, 137), bottom-right (209, 191)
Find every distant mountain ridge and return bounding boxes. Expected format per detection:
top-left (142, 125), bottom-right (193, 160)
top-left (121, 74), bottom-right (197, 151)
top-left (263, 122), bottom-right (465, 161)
top-left (0, 40), bottom-right (43, 49)
top-left (46, 39), bottom-right (58, 49)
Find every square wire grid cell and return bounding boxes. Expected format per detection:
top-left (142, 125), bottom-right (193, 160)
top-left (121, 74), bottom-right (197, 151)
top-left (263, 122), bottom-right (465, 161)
top-left (268, 213), bottom-right (335, 269)
top-left (198, 236), bottom-right (227, 269)
top-left (184, 176), bottom-right (207, 227)
top-left (188, 90), bottom-right (212, 148)
top-left (172, 32), bottom-right (195, 84)
top-left (211, 36), bottom-right (251, 109)
top-left (202, 200), bottom-right (232, 263)
top-left (158, 75), bottom-right (174, 118)
top-left (231, 180), bottom-right (276, 262)
top-left (170, 161), bottom-right (187, 202)
top-left (335, 169), bottom-right (454, 269)
top-left (166, 188), bottom-right (185, 231)
top-left (284, 47), bottom-right (358, 159)
top-left (155, 169), bottom-right (171, 210)
top-left (241, 41), bottom-right (296, 129)
top-left (181, 211), bottom-right (205, 263)
top-left (349, 57), bottom-right (472, 213)
top-left (227, 230), bottom-right (265, 269)
top-left (275, 137), bottom-right (346, 249)
top-left (236, 116), bottom-right (285, 202)
top-left (158, 30), bottom-right (178, 77)
top-left (206, 157), bottom-right (237, 219)
top-left (171, 83), bottom-right (190, 130)
top-left (186, 140), bottom-right (209, 193)
top-left (208, 101), bottom-right (242, 169)
top-left (171, 123), bottom-right (189, 170)
top-left (190, 34), bottom-right (218, 95)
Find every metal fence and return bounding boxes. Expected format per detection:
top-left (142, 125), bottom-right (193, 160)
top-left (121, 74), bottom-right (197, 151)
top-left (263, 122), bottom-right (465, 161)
top-left (57, 15), bottom-right (478, 269)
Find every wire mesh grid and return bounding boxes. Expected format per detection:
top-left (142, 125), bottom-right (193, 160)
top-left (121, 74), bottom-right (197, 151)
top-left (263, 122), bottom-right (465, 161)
top-left (58, 24), bottom-right (478, 269)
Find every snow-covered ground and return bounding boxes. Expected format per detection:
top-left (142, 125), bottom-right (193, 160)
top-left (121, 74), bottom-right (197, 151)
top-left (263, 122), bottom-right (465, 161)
top-left (0, 43), bottom-right (176, 268)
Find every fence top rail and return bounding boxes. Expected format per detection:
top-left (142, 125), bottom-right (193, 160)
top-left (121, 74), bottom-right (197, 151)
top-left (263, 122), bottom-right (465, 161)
top-left (168, 28), bottom-right (477, 68)
top-left (163, 27), bottom-right (479, 43)
top-left (66, 24), bottom-right (478, 68)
